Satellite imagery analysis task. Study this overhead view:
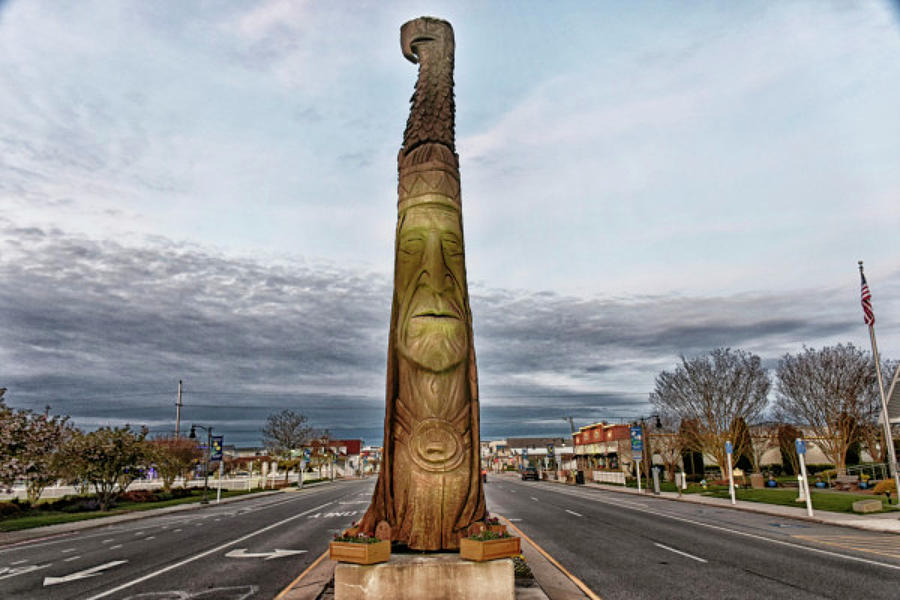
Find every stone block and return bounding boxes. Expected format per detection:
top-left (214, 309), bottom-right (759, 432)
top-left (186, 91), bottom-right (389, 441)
top-left (334, 553), bottom-right (514, 600)
top-left (852, 499), bottom-right (882, 513)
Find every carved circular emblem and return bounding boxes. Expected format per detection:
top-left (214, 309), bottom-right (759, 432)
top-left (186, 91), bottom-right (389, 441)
top-left (409, 418), bottom-right (465, 473)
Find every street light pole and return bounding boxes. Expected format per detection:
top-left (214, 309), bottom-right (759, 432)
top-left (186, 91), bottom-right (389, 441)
top-left (190, 424), bottom-right (212, 505)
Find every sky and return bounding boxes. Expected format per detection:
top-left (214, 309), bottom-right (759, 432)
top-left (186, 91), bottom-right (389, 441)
top-left (1, 1), bottom-right (899, 447)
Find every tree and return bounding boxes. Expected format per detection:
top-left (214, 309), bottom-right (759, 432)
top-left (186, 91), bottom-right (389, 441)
top-left (776, 423), bottom-right (802, 475)
top-left (730, 417), bottom-right (753, 472)
top-left (774, 344), bottom-right (886, 474)
top-left (649, 418), bottom-right (685, 482)
top-left (748, 422), bottom-right (779, 473)
top-left (649, 347), bottom-right (771, 476)
top-left (261, 410), bottom-right (314, 459)
top-left (61, 426), bottom-right (148, 510)
top-left (146, 435), bottom-right (202, 491)
top-left (0, 403), bottom-right (30, 491)
top-left (0, 401), bottom-right (73, 501)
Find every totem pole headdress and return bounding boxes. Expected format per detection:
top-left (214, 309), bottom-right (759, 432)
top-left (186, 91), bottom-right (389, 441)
top-left (397, 17), bottom-right (460, 214)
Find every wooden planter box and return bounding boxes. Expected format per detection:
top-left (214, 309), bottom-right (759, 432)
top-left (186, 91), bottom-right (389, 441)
top-left (460, 536), bottom-right (520, 562)
top-left (329, 540), bottom-right (390, 565)
top-left (487, 524), bottom-right (507, 535)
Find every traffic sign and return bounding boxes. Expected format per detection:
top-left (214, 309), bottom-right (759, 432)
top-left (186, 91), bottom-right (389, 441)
top-left (725, 441), bottom-right (733, 455)
top-left (795, 439), bottom-right (806, 455)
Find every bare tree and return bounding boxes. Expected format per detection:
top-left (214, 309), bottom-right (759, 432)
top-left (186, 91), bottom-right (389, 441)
top-left (748, 422), bottom-right (779, 473)
top-left (649, 416), bottom-right (685, 482)
top-left (774, 344), bottom-right (886, 474)
top-left (650, 348), bottom-right (771, 476)
top-left (261, 409), bottom-right (314, 460)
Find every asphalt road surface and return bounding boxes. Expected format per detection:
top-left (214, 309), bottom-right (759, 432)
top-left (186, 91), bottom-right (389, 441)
top-left (486, 474), bottom-right (900, 600)
top-left (0, 480), bottom-right (373, 600)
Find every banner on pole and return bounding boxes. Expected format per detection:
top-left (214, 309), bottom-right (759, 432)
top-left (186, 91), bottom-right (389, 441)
top-left (210, 436), bottom-right (224, 461)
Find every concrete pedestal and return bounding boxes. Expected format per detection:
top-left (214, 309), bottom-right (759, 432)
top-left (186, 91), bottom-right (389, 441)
top-left (334, 553), bottom-right (514, 600)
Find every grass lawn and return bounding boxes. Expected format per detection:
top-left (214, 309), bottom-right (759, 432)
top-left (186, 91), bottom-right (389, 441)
top-left (702, 487), bottom-right (900, 513)
top-left (0, 488), bottom-right (261, 532)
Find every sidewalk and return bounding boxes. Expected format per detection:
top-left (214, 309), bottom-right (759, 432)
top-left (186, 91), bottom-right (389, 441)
top-left (561, 477), bottom-right (900, 534)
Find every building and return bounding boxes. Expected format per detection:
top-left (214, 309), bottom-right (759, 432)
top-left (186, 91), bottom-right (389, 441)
top-left (573, 423), bottom-right (633, 475)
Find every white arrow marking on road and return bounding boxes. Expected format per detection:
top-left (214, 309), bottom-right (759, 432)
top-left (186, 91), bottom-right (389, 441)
top-left (0, 564), bottom-right (51, 581)
top-left (43, 560), bottom-right (128, 586)
top-left (225, 548), bottom-right (307, 560)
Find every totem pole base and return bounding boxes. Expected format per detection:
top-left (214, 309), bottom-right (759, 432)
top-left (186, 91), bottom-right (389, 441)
top-left (334, 553), bottom-right (514, 600)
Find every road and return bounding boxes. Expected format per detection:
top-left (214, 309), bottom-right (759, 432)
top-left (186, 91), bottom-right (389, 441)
top-left (486, 474), bottom-right (900, 599)
top-left (0, 480), bottom-right (373, 600)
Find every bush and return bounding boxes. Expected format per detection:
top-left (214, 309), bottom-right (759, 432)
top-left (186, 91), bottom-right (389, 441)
top-left (0, 501), bottom-right (25, 517)
top-left (872, 480), bottom-right (896, 495)
top-left (805, 464), bottom-right (835, 475)
top-left (120, 490), bottom-right (158, 503)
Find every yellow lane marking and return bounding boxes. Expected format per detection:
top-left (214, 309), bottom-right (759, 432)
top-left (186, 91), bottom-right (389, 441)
top-left (792, 535), bottom-right (900, 560)
top-left (273, 549), bottom-right (329, 600)
top-left (499, 514), bottom-right (603, 600)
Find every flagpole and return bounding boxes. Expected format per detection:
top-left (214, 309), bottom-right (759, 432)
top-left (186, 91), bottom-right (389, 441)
top-left (859, 261), bottom-right (900, 503)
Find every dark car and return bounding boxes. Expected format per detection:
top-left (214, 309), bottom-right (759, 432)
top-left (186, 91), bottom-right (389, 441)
top-left (521, 466), bottom-right (539, 481)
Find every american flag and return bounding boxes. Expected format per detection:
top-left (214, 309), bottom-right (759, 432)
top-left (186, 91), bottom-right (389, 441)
top-left (860, 269), bottom-right (875, 326)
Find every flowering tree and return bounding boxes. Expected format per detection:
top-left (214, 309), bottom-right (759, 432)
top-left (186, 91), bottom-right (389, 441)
top-left (62, 425), bottom-right (149, 510)
top-left (0, 400), bottom-right (73, 501)
top-left (146, 435), bottom-right (202, 491)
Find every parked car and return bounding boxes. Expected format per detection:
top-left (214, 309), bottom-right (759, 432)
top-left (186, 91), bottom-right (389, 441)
top-left (521, 467), bottom-right (539, 481)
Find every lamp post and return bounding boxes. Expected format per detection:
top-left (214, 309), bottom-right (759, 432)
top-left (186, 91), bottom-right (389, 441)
top-left (189, 424), bottom-right (212, 504)
top-left (632, 414), bottom-right (662, 492)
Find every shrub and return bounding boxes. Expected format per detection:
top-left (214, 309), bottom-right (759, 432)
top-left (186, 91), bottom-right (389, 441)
top-left (872, 480), bottom-right (896, 495)
top-left (0, 501), bottom-right (24, 517)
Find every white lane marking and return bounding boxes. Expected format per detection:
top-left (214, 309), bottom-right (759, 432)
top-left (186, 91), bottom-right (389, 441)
top-left (224, 548), bottom-right (307, 560)
top-left (531, 497), bottom-right (538, 501)
top-left (44, 560), bottom-right (128, 586)
top-left (134, 532), bottom-right (144, 536)
top-left (63, 556), bottom-right (81, 562)
top-left (506, 518), bottom-right (523, 522)
top-left (82, 500), bottom-right (334, 600)
top-left (174, 529), bottom-right (182, 532)
top-left (110, 545), bottom-right (122, 550)
top-left (654, 542), bottom-right (707, 563)
top-left (542, 486), bottom-right (900, 572)
top-left (0, 564), bottom-right (51, 581)
top-left (144, 536), bottom-right (156, 541)
top-left (565, 509), bottom-right (583, 517)
top-left (102, 539), bottom-right (113, 544)
top-left (10, 559), bottom-right (27, 565)
top-left (61, 548), bottom-right (76, 554)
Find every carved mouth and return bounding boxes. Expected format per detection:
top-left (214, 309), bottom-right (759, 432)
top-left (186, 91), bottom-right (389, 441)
top-left (413, 311), bottom-right (459, 320)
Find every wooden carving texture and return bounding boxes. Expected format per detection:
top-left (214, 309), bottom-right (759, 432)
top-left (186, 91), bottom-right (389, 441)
top-left (359, 17), bottom-right (485, 550)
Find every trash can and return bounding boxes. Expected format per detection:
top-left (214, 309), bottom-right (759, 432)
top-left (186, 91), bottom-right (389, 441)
top-left (575, 470), bottom-right (585, 485)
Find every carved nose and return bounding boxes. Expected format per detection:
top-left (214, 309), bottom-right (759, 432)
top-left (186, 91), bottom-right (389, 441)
top-left (422, 236), bottom-right (451, 291)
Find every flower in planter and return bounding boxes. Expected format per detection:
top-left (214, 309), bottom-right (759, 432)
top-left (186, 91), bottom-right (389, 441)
top-left (467, 530), bottom-right (510, 541)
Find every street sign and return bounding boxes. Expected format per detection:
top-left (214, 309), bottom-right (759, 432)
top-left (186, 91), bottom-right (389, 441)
top-left (795, 439), bottom-right (806, 455)
top-left (725, 441), bottom-right (733, 455)
top-left (630, 426), bottom-right (643, 452)
top-left (210, 436), bottom-right (224, 461)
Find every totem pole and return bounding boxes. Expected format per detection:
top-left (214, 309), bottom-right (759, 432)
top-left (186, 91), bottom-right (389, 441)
top-left (359, 17), bottom-right (486, 550)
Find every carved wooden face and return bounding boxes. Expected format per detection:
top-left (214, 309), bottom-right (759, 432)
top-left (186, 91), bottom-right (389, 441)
top-left (395, 203), bottom-right (468, 372)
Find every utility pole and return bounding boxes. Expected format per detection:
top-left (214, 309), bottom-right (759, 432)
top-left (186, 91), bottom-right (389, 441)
top-left (175, 380), bottom-right (183, 438)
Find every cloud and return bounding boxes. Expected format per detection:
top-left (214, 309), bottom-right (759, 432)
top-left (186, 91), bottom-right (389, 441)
top-left (3, 219), bottom-right (893, 445)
